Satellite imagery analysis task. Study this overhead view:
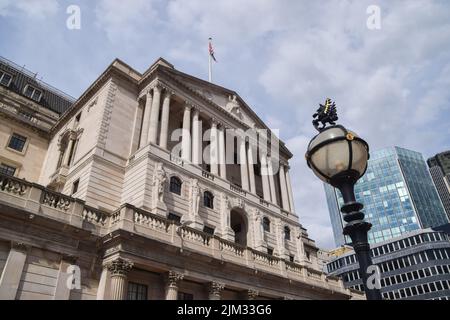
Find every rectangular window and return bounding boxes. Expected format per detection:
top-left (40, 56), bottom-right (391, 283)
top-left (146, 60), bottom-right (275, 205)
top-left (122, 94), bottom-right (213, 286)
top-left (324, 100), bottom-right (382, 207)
top-left (411, 286), bottom-right (418, 296)
top-left (127, 282), bottom-right (147, 300)
top-left (267, 248), bottom-right (274, 256)
top-left (178, 292), bottom-right (194, 300)
top-left (168, 213), bottom-right (181, 223)
top-left (289, 255), bottom-right (295, 263)
top-left (0, 71), bottom-right (13, 87)
top-left (23, 84), bottom-right (43, 102)
top-left (0, 163), bottom-right (16, 176)
top-left (417, 285), bottom-right (424, 295)
top-left (436, 281), bottom-right (443, 291)
top-left (203, 226), bottom-right (215, 235)
top-left (8, 133), bottom-right (27, 152)
top-left (72, 179), bottom-right (79, 195)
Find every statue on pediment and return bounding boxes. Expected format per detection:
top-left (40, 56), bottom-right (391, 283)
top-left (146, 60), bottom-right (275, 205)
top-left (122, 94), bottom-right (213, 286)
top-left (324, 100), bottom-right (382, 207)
top-left (152, 162), bottom-right (166, 204)
top-left (225, 95), bottom-right (243, 120)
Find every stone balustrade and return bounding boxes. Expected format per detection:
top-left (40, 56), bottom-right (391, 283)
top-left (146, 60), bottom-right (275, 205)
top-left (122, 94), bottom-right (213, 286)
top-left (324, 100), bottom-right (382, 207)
top-left (0, 173), bottom-right (362, 299)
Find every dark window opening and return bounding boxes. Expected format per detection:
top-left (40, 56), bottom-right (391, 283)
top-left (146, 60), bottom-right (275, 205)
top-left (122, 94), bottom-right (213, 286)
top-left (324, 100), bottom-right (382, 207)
top-left (203, 191), bottom-right (214, 209)
top-left (168, 213), bottom-right (181, 223)
top-left (0, 163), bottom-right (16, 176)
top-left (72, 179), bottom-right (79, 195)
top-left (127, 282), bottom-right (147, 300)
top-left (8, 133), bottom-right (27, 152)
top-left (170, 176), bottom-right (182, 195)
top-left (178, 292), bottom-right (193, 300)
top-left (203, 226), bottom-right (215, 235)
top-left (263, 217), bottom-right (270, 232)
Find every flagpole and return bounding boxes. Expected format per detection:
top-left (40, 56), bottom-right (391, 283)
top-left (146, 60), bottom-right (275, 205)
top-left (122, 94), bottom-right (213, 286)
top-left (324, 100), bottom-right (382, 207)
top-left (208, 38), bottom-right (212, 82)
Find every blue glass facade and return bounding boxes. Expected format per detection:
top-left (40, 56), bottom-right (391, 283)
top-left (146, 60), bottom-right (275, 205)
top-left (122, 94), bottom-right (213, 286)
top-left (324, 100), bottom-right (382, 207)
top-left (325, 147), bottom-right (449, 247)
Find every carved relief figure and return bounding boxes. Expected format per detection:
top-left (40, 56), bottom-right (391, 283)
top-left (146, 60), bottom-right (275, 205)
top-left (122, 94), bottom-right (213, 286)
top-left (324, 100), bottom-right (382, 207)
top-left (153, 162), bottom-right (167, 204)
top-left (191, 179), bottom-right (200, 217)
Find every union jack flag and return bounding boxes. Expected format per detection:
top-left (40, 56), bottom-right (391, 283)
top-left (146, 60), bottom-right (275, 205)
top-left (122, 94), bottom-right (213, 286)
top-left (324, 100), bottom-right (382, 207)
top-left (209, 38), bottom-right (217, 62)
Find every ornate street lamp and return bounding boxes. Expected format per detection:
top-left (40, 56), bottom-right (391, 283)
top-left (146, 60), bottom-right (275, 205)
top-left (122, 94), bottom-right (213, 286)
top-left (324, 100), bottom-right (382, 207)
top-left (305, 98), bottom-right (382, 300)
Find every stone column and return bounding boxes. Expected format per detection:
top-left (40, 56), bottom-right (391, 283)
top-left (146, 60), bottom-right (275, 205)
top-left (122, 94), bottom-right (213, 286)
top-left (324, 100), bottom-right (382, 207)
top-left (0, 243), bottom-right (28, 300)
top-left (279, 164), bottom-right (290, 211)
top-left (285, 167), bottom-right (295, 213)
top-left (210, 120), bottom-right (219, 175)
top-left (166, 271), bottom-right (184, 300)
top-left (192, 108), bottom-right (201, 165)
top-left (106, 258), bottom-right (133, 300)
top-left (247, 143), bottom-right (256, 194)
top-left (181, 104), bottom-right (192, 161)
top-left (240, 138), bottom-right (249, 191)
top-left (267, 157), bottom-right (277, 204)
top-left (148, 84), bottom-right (162, 144)
top-left (140, 91), bottom-right (152, 147)
top-left (159, 91), bottom-right (172, 150)
top-left (260, 155), bottom-right (271, 201)
top-left (247, 289), bottom-right (259, 300)
top-left (208, 282), bottom-right (225, 300)
top-left (218, 125), bottom-right (227, 179)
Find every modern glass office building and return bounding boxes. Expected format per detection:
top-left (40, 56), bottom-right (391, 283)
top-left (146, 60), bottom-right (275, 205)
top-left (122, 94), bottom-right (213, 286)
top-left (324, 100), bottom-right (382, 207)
top-left (325, 146), bottom-right (449, 246)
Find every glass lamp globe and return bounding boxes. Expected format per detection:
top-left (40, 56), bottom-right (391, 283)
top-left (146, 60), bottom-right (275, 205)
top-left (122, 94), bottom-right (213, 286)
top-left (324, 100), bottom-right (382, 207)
top-left (305, 125), bottom-right (369, 188)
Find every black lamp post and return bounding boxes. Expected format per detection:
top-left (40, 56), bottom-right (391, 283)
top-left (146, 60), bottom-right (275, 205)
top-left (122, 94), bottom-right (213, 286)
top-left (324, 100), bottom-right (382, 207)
top-left (305, 99), bottom-right (382, 300)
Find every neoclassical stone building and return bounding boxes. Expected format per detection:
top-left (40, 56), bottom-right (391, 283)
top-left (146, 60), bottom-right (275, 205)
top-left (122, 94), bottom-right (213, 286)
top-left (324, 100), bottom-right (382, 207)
top-left (0, 56), bottom-right (363, 300)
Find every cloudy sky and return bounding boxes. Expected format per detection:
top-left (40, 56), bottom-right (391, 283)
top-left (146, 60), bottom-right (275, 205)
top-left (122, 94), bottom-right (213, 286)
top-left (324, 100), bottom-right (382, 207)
top-left (1, 0), bottom-right (449, 249)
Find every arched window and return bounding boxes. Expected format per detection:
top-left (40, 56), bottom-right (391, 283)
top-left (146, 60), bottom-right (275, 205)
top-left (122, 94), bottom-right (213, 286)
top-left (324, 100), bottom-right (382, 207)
top-left (284, 226), bottom-right (291, 240)
top-left (203, 191), bottom-right (214, 209)
top-left (263, 217), bottom-right (271, 232)
top-left (169, 176), bottom-right (182, 195)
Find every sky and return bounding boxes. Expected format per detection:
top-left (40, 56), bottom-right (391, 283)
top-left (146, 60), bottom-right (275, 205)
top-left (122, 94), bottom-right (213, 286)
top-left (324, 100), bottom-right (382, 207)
top-left (1, 0), bottom-right (449, 249)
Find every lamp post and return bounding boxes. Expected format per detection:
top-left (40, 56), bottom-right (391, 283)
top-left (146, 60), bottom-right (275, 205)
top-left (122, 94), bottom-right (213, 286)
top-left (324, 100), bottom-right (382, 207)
top-left (305, 99), bottom-right (382, 300)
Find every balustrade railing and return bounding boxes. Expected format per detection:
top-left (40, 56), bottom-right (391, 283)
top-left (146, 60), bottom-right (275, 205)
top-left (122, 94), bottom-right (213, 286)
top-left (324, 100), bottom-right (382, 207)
top-left (82, 206), bottom-right (108, 226)
top-left (180, 226), bottom-right (211, 246)
top-left (134, 209), bottom-right (171, 232)
top-left (252, 249), bottom-right (280, 267)
top-left (230, 184), bottom-right (246, 196)
top-left (41, 189), bottom-right (73, 211)
top-left (201, 170), bottom-right (215, 181)
top-left (219, 238), bottom-right (245, 257)
top-left (0, 175), bottom-right (30, 195)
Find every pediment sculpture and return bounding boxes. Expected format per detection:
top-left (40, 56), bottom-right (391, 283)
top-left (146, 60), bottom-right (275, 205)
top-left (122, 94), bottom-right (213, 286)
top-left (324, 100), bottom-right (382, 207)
top-left (225, 95), bottom-right (243, 120)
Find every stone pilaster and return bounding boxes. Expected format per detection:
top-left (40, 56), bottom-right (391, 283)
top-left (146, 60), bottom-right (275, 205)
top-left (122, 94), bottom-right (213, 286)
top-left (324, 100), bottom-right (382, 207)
top-left (106, 258), bottom-right (133, 300)
top-left (166, 271), bottom-right (184, 300)
top-left (279, 164), bottom-right (290, 211)
top-left (0, 242), bottom-right (28, 300)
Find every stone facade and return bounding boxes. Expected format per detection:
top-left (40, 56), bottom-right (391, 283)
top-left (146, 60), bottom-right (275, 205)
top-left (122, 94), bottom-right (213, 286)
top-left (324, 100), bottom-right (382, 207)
top-left (0, 56), bottom-right (364, 300)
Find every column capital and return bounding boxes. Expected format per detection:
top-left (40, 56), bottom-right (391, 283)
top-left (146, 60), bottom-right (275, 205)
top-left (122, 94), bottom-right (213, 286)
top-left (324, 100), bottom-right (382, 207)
top-left (192, 107), bottom-right (200, 115)
top-left (211, 118), bottom-right (219, 127)
top-left (247, 289), bottom-right (259, 300)
top-left (209, 281), bottom-right (225, 296)
top-left (105, 257), bottom-right (133, 276)
top-left (163, 90), bottom-right (174, 99)
top-left (152, 82), bottom-right (163, 92)
top-left (10, 241), bottom-right (29, 251)
top-left (167, 271), bottom-right (184, 288)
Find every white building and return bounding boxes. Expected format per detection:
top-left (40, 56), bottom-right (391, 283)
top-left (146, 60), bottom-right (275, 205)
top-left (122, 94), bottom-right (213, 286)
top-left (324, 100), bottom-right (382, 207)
top-left (0, 56), bottom-right (362, 300)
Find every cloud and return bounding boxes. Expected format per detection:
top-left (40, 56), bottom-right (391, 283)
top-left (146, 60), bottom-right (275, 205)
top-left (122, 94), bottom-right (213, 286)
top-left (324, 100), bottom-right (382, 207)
top-left (1, 0), bottom-right (449, 249)
top-left (0, 0), bottom-right (59, 18)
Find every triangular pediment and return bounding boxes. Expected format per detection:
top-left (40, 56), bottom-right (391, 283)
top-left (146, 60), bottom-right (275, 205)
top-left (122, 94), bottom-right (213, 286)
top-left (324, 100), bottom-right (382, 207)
top-left (160, 67), bottom-right (261, 129)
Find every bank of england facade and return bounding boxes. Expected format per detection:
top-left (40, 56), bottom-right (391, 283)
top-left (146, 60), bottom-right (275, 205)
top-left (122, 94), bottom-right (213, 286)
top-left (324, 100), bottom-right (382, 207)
top-left (0, 56), bottom-right (362, 300)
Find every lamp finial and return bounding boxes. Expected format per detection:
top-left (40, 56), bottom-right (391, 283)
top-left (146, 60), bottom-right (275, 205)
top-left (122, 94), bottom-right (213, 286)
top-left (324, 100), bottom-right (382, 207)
top-left (312, 98), bottom-right (338, 132)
